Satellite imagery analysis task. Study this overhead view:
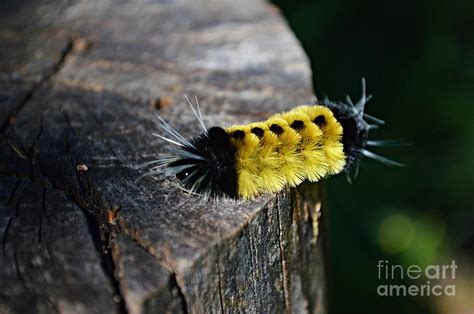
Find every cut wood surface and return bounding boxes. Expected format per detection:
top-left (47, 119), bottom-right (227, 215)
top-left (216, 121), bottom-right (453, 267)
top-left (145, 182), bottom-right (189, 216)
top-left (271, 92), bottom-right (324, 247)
top-left (0, 0), bottom-right (326, 313)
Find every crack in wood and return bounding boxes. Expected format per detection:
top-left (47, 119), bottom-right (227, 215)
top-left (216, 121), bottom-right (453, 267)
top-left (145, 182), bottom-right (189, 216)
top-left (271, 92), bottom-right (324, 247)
top-left (44, 294), bottom-right (60, 314)
top-left (0, 39), bottom-right (73, 135)
top-left (14, 201), bottom-right (19, 219)
top-left (45, 244), bottom-right (58, 270)
top-left (118, 219), bottom-right (172, 267)
top-left (111, 230), bottom-right (190, 314)
top-left (276, 195), bottom-right (291, 313)
top-left (2, 217), bottom-right (12, 255)
top-left (169, 273), bottom-right (189, 314)
top-left (116, 219), bottom-right (195, 313)
top-left (1, 182), bottom-right (21, 261)
top-left (27, 114), bottom-right (44, 159)
top-left (13, 245), bottom-right (28, 292)
top-left (16, 128), bottom-right (40, 182)
top-left (6, 179), bottom-right (21, 205)
top-left (76, 200), bottom-right (128, 314)
top-left (216, 248), bottom-right (225, 314)
top-left (62, 188), bottom-right (128, 313)
top-left (246, 222), bottom-right (260, 311)
top-left (37, 188), bottom-right (46, 244)
top-left (61, 110), bottom-right (74, 156)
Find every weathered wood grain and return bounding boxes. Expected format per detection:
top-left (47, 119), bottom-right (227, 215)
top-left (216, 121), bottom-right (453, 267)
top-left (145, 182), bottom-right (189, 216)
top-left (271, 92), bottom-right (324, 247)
top-left (0, 175), bottom-right (118, 313)
top-left (0, 0), bottom-right (326, 313)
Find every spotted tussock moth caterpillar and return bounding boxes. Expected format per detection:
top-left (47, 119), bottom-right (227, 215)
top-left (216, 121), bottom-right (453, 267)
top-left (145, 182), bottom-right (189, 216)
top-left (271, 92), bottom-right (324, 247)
top-left (148, 79), bottom-right (403, 199)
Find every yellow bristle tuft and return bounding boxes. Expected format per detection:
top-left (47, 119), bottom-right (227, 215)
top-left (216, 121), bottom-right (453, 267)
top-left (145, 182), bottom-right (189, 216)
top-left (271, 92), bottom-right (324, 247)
top-left (295, 105), bottom-right (346, 175)
top-left (264, 118), bottom-right (306, 187)
top-left (238, 168), bottom-right (261, 199)
top-left (259, 167), bottom-right (286, 192)
top-left (279, 146), bottom-right (306, 186)
top-left (323, 140), bottom-right (346, 174)
top-left (279, 111), bottom-right (329, 181)
top-left (248, 122), bottom-right (286, 193)
top-left (227, 126), bottom-right (261, 199)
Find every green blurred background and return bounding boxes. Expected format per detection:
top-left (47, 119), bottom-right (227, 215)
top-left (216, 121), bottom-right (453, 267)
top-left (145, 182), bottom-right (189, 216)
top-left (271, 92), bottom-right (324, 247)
top-left (272, 0), bottom-right (474, 313)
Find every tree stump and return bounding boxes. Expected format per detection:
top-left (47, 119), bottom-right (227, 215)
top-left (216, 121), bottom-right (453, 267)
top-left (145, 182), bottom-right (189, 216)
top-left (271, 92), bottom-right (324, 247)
top-left (0, 0), bottom-right (326, 313)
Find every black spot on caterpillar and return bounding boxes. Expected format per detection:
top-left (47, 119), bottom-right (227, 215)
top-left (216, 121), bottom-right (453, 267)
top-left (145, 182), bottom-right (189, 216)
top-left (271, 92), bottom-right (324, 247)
top-left (150, 80), bottom-right (403, 199)
top-left (250, 127), bottom-right (264, 138)
top-left (269, 124), bottom-right (284, 134)
top-left (290, 120), bottom-right (305, 130)
top-left (313, 115), bottom-right (326, 126)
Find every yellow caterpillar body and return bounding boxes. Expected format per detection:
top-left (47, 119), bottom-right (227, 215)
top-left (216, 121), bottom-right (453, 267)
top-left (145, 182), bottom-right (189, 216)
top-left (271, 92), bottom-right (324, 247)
top-left (226, 105), bottom-right (345, 199)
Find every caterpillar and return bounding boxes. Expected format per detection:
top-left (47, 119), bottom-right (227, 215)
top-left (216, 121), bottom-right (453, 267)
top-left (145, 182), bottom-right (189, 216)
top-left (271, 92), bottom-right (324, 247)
top-left (150, 79), bottom-right (402, 200)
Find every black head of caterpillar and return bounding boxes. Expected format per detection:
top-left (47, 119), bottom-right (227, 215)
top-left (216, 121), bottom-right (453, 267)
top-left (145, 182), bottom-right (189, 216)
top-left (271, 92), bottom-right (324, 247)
top-left (149, 81), bottom-right (403, 199)
top-left (320, 78), bottom-right (404, 180)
